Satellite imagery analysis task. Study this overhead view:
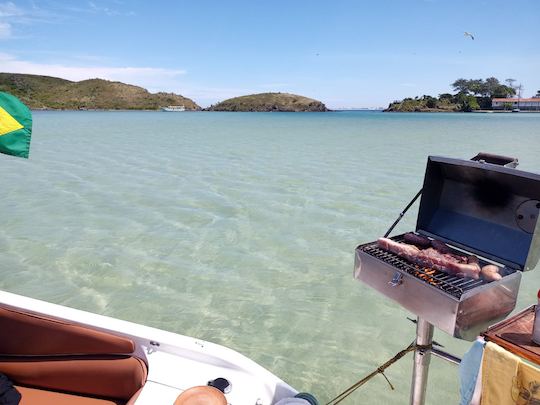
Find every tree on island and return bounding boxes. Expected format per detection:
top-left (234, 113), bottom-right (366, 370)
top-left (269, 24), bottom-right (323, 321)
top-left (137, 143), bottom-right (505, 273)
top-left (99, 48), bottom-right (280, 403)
top-left (456, 94), bottom-right (480, 112)
top-left (386, 76), bottom-right (521, 112)
top-left (451, 77), bottom-right (515, 108)
top-left (505, 78), bottom-right (517, 91)
top-left (502, 102), bottom-right (514, 111)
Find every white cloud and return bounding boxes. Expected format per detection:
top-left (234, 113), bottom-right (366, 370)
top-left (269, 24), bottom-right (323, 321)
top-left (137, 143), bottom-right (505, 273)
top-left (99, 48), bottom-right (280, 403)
top-left (0, 2), bottom-right (23, 18)
top-left (0, 2), bottom-right (41, 39)
top-left (0, 1), bottom-right (134, 41)
top-left (0, 53), bottom-right (186, 90)
top-left (0, 1), bottom-right (21, 39)
top-left (0, 21), bottom-right (10, 38)
top-left (87, 1), bottom-right (134, 17)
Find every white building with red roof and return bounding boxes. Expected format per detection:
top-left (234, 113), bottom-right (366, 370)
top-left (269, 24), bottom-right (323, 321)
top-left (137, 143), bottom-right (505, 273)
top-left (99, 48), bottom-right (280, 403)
top-left (492, 98), bottom-right (540, 111)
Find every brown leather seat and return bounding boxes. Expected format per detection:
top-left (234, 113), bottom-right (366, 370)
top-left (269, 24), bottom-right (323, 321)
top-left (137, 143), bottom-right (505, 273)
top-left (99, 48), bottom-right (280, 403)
top-left (1, 356), bottom-right (147, 400)
top-left (0, 306), bottom-right (134, 356)
top-left (0, 305), bottom-right (147, 404)
top-left (16, 385), bottom-right (122, 405)
top-left (174, 386), bottom-right (227, 405)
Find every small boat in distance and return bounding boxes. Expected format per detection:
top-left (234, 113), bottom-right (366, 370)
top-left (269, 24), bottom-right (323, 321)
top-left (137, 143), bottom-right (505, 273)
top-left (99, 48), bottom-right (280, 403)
top-left (161, 105), bottom-right (186, 112)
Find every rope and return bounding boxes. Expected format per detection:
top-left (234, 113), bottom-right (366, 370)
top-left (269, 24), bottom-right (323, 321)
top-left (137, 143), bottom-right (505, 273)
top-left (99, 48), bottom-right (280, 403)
top-left (325, 342), bottom-right (432, 405)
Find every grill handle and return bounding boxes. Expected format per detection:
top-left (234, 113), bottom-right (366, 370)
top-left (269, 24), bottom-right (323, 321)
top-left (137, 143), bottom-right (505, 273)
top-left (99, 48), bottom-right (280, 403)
top-left (388, 272), bottom-right (403, 287)
top-left (470, 152), bottom-right (519, 168)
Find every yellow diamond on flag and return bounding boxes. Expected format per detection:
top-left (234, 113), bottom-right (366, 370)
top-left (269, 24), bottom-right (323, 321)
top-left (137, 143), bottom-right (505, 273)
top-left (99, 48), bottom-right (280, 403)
top-left (0, 106), bottom-right (24, 136)
top-left (0, 92), bottom-right (32, 158)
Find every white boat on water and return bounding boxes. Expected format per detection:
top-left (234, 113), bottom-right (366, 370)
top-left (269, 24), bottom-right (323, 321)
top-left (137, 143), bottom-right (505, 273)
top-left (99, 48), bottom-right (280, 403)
top-left (161, 106), bottom-right (186, 112)
top-left (0, 289), bottom-right (316, 405)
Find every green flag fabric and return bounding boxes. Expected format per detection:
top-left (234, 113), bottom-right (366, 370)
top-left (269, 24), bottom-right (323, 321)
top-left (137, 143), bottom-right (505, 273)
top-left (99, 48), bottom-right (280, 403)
top-left (0, 92), bottom-right (32, 158)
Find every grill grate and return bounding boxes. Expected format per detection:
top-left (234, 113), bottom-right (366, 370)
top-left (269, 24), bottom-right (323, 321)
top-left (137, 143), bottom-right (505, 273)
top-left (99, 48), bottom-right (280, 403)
top-left (360, 239), bottom-right (489, 299)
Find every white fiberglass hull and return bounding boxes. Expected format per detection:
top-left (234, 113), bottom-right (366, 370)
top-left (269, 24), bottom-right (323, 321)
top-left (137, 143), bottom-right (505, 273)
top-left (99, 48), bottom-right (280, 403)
top-left (0, 290), bottom-right (297, 405)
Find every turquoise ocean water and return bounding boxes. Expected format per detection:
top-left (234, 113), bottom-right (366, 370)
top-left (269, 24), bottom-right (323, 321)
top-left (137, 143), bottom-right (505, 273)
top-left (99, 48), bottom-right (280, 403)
top-left (1, 110), bottom-right (540, 403)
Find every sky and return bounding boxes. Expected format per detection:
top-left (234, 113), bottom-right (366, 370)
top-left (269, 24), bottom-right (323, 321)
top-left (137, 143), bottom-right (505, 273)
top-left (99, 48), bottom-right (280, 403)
top-left (0, 0), bottom-right (539, 109)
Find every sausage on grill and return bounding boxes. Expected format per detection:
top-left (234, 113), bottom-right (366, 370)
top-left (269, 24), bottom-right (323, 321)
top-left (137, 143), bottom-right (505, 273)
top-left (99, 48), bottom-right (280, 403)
top-left (403, 232), bottom-right (432, 248)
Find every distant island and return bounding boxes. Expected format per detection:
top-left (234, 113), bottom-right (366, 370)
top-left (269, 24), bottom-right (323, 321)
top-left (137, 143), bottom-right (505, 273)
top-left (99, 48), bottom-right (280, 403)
top-left (0, 73), bottom-right (200, 110)
top-left (8, 72), bottom-right (533, 114)
top-left (206, 93), bottom-right (329, 112)
top-left (385, 77), bottom-right (519, 112)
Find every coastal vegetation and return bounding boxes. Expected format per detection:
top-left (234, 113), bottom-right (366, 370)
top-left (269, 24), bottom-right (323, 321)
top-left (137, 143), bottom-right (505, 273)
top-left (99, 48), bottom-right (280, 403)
top-left (3, 72), bottom-right (531, 114)
top-left (385, 77), bottom-right (518, 112)
top-left (0, 73), bottom-right (200, 110)
top-left (206, 93), bottom-right (329, 112)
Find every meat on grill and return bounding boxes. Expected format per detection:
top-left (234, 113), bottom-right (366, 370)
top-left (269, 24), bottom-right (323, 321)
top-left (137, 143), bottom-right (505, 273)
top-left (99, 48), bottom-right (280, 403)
top-left (377, 237), bottom-right (481, 279)
top-left (467, 255), bottom-right (479, 265)
top-left (403, 232), bottom-right (431, 248)
top-left (430, 239), bottom-right (451, 254)
top-left (480, 264), bottom-right (502, 281)
top-left (404, 233), bottom-right (467, 263)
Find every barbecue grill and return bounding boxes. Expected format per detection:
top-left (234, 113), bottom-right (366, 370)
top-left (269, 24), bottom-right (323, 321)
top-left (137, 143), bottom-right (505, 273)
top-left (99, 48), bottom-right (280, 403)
top-left (356, 235), bottom-right (521, 340)
top-left (354, 153), bottom-right (540, 405)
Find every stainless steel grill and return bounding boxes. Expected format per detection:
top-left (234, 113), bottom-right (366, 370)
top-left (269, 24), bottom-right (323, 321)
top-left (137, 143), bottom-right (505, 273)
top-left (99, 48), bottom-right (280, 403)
top-left (355, 154), bottom-right (540, 340)
top-left (353, 153), bottom-right (540, 405)
top-left (355, 234), bottom-right (522, 340)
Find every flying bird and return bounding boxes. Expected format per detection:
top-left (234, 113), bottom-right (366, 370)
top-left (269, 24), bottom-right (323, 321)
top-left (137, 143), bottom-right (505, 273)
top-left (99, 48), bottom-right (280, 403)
top-left (464, 32), bottom-right (475, 40)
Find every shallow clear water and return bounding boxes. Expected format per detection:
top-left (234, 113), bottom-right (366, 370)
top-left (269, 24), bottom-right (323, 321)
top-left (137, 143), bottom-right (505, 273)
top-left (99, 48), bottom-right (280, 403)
top-left (1, 110), bottom-right (540, 404)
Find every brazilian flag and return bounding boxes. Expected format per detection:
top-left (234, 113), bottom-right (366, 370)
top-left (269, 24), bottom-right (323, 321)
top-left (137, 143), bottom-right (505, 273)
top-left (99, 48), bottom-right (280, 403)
top-left (0, 92), bottom-right (32, 158)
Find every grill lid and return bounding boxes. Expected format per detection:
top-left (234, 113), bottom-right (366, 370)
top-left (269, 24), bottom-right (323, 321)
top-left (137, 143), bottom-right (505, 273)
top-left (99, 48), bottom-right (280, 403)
top-left (416, 156), bottom-right (540, 271)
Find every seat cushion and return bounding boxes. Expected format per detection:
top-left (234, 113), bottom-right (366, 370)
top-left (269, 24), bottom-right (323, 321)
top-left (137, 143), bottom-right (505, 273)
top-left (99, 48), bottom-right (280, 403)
top-left (1, 356), bottom-right (147, 400)
top-left (0, 306), bottom-right (134, 356)
top-left (16, 385), bottom-right (123, 405)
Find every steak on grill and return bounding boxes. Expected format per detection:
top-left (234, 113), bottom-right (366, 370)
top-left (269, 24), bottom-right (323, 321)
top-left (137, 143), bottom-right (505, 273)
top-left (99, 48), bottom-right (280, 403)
top-left (377, 237), bottom-right (481, 279)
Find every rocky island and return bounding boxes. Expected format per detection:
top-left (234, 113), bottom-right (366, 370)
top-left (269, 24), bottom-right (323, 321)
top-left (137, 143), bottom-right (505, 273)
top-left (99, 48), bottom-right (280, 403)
top-left (385, 77), bottom-right (517, 112)
top-left (206, 92), bottom-right (329, 112)
top-left (0, 73), bottom-right (200, 110)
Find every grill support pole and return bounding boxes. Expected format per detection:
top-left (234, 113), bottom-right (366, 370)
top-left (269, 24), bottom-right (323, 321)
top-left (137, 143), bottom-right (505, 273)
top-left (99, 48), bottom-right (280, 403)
top-left (410, 317), bottom-right (434, 405)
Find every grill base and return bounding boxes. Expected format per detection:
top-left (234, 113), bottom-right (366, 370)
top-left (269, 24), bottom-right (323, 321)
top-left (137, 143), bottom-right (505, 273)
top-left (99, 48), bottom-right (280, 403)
top-left (411, 318), bottom-right (434, 405)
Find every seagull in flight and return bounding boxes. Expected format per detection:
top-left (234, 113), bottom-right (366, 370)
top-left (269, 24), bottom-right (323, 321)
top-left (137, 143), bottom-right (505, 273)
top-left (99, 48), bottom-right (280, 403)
top-left (464, 32), bottom-right (475, 40)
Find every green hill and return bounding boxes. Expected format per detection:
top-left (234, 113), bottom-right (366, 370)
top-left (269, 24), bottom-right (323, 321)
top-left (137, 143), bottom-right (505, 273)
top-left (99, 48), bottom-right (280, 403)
top-left (385, 96), bottom-right (459, 112)
top-left (0, 73), bottom-right (200, 110)
top-left (207, 92), bottom-right (329, 112)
